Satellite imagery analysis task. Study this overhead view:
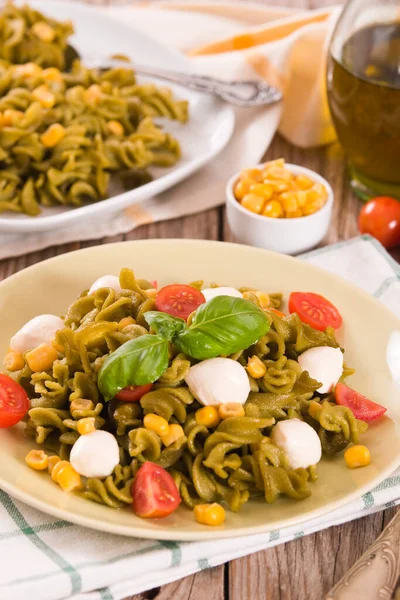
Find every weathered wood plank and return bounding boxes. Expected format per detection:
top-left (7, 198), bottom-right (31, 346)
top-left (126, 564), bottom-right (225, 600)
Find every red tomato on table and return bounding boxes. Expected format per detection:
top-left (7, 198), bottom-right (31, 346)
top-left (288, 292), bottom-right (342, 331)
top-left (115, 384), bottom-right (153, 402)
top-left (0, 374), bottom-right (30, 428)
top-left (132, 462), bottom-right (181, 518)
top-left (335, 383), bottom-right (387, 422)
top-left (155, 284), bottom-right (205, 320)
top-left (359, 196), bottom-right (400, 249)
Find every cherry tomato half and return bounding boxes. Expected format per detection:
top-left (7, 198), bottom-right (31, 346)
top-left (0, 374), bottom-right (30, 428)
top-left (359, 196), bottom-right (400, 249)
top-left (155, 284), bottom-right (205, 320)
top-left (132, 461), bottom-right (181, 518)
top-left (288, 292), bottom-right (342, 331)
top-left (115, 384), bottom-right (153, 402)
top-left (335, 383), bottom-right (387, 423)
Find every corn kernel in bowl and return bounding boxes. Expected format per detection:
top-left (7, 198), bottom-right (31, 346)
top-left (234, 159), bottom-right (328, 219)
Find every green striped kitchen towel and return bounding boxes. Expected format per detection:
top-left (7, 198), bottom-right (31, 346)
top-left (1, 235), bottom-right (400, 600)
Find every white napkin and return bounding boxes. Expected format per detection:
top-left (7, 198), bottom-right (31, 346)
top-left (0, 2), bottom-right (339, 260)
top-left (1, 235), bottom-right (400, 600)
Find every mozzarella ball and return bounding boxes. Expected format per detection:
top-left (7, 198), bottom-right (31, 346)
top-left (70, 430), bottom-right (119, 478)
top-left (387, 331), bottom-right (400, 386)
top-left (89, 275), bottom-right (121, 295)
top-left (298, 346), bottom-right (343, 394)
top-left (10, 314), bottom-right (64, 354)
top-left (201, 287), bottom-right (242, 302)
top-left (271, 418), bottom-right (322, 469)
top-left (185, 357), bottom-right (250, 406)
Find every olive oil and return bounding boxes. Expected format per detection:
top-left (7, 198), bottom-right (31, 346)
top-left (327, 22), bottom-right (400, 190)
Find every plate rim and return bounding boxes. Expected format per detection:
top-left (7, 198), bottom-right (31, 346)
top-left (1, 238), bottom-right (400, 541)
top-left (0, 1), bottom-right (235, 233)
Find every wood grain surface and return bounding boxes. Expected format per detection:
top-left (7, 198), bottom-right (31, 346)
top-left (1, 0), bottom-right (399, 599)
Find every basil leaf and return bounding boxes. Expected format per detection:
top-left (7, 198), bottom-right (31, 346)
top-left (175, 296), bottom-right (270, 359)
top-left (98, 334), bottom-right (169, 401)
top-left (144, 311), bottom-right (186, 341)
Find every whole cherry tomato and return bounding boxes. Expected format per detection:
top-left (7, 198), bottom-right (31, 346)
top-left (358, 196), bottom-right (400, 249)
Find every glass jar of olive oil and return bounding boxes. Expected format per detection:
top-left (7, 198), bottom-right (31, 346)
top-left (327, 0), bottom-right (400, 200)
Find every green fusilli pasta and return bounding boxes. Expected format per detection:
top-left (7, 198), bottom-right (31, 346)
top-left (0, 2), bottom-right (188, 215)
top-left (4, 268), bottom-right (369, 516)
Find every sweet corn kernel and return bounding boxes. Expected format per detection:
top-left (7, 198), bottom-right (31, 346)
top-left (77, 417), bottom-right (96, 436)
top-left (51, 460), bottom-right (70, 482)
top-left (118, 316), bottom-right (135, 330)
top-left (239, 168), bottom-right (263, 182)
top-left (160, 423), bottom-right (185, 446)
top-left (295, 190), bottom-right (308, 208)
top-left (344, 445), bottom-right (371, 469)
top-left (194, 503), bottom-right (226, 526)
top-left (263, 158), bottom-right (285, 169)
top-left (84, 84), bottom-right (102, 105)
top-left (26, 343), bottom-right (58, 372)
top-left (107, 120), bottom-right (124, 136)
top-left (144, 413), bottom-right (170, 437)
top-left (285, 210), bottom-right (303, 219)
top-left (218, 403), bottom-right (245, 419)
top-left (249, 183), bottom-right (274, 200)
top-left (32, 85), bottom-right (55, 108)
top-left (262, 199), bottom-right (284, 218)
top-left (264, 166), bottom-right (293, 182)
top-left (262, 178), bottom-right (290, 193)
top-left (313, 182), bottom-right (328, 200)
top-left (42, 68), bottom-right (63, 83)
top-left (40, 123), bottom-right (66, 148)
top-left (48, 455), bottom-right (61, 475)
top-left (25, 450), bottom-right (48, 471)
top-left (56, 464), bottom-right (82, 492)
top-left (195, 406), bottom-right (220, 428)
top-left (296, 174), bottom-right (314, 190)
top-left (3, 109), bottom-right (24, 126)
top-left (32, 21), bottom-right (56, 42)
top-left (302, 198), bottom-right (325, 216)
top-left (3, 349), bottom-right (25, 371)
top-left (13, 62), bottom-right (42, 79)
top-left (241, 193), bottom-right (265, 215)
top-left (145, 288), bottom-right (158, 299)
top-left (280, 192), bottom-right (299, 213)
top-left (234, 178), bottom-right (252, 201)
top-left (305, 187), bottom-right (327, 205)
top-left (247, 355), bottom-right (267, 379)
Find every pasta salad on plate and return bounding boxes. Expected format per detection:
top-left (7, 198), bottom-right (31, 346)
top-left (1, 270), bottom-right (387, 526)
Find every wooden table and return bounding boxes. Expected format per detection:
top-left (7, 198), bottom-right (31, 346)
top-left (1, 0), bottom-right (399, 598)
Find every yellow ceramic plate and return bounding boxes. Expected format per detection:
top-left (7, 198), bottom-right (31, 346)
top-left (0, 239), bottom-right (399, 541)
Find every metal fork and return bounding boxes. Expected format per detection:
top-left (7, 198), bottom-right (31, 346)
top-left (84, 58), bottom-right (283, 107)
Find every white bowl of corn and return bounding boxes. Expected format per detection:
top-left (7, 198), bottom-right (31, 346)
top-left (226, 159), bottom-right (333, 255)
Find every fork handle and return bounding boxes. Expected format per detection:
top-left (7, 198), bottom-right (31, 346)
top-left (87, 59), bottom-right (282, 106)
top-left (326, 510), bottom-right (400, 600)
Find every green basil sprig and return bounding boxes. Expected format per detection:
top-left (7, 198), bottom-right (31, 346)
top-left (98, 296), bottom-right (270, 400)
top-left (174, 296), bottom-right (269, 359)
top-left (98, 334), bottom-right (169, 401)
top-left (145, 311), bottom-right (186, 340)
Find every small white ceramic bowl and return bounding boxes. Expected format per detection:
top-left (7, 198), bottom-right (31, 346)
top-left (226, 164), bottom-right (334, 255)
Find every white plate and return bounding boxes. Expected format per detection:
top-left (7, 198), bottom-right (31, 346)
top-left (0, 1), bottom-right (234, 233)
